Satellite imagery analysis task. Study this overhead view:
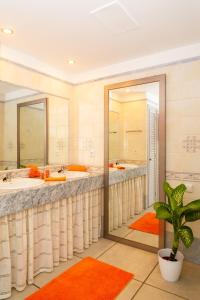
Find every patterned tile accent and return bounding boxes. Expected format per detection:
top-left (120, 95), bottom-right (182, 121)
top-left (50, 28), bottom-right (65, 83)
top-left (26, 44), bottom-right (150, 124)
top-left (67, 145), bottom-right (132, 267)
top-left (56, 139), bottom-right (65, 152)
top-left (7, 142), bottom-right (14, 150)
top-left (166, 170), bottom-right (200, 182)
top-left (182, 136), bottom-right (200, 153)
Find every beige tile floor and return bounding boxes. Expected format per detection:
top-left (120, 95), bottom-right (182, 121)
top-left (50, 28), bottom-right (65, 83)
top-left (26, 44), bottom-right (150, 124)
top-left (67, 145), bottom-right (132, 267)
top-left (110, 207), bottom-right (159, 248)
top-left (9, 238), bottom-right (200, 300)
top-left (125, 230), bottom-right (159, 247)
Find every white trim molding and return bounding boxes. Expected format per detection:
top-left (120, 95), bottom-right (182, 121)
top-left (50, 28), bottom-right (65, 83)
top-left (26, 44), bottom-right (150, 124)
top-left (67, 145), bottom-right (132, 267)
top-left (1, 42), bottom-right (200, 85)
top-left (0, 44), bottom-right (73, 83)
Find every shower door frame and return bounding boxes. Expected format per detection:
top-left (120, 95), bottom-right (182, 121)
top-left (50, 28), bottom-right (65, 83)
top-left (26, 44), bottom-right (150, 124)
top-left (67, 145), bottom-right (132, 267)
top-left (104, 74), bottom-right (166, 253)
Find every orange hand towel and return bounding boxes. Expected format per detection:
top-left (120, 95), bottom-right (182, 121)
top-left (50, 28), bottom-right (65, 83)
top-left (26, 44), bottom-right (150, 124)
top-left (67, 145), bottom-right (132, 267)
top-left (45, 177), bottom-right (66, 182)
top-left (67, 165), bottom-right (88, 172)
top-left (117, 166), bottom-right (125, 170)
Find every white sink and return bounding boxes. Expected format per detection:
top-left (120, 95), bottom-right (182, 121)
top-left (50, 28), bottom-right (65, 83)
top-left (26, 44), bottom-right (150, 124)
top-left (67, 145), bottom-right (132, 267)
top-left (109, 168), bottom-right (116, 172)
top-left (51, 171), bottom-right (90, 179)
top-left (0, 178), bottom-right (44, 190)
top-left (118, 164), bottom-right (138, 168)
top-left (109, 164), bottom-right (138, 171)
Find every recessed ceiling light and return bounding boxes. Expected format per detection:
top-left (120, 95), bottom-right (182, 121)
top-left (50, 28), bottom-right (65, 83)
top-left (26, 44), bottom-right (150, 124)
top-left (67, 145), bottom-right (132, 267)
top-left (1, 28), bottom-right (14, 35)
top-left (68, 59), bottom-right (75, 65)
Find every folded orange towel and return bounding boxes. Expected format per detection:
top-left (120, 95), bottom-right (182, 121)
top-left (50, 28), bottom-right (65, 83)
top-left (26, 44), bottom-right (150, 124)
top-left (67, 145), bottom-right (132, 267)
top-left (45, 177), bottom-right (66, 182)
top-left (67, 165), bottom-right (88, 172)
top-left (117, 166), bottom-right (125, 170)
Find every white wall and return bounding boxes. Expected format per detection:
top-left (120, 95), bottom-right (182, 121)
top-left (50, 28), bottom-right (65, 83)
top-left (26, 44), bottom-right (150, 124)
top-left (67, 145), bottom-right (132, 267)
top-left (0, 102), bottom-right (4, 161)
top-left (122, 100), bottom-right (147, 161)
top-left (109, 99), bottom-right (148, 161)
top-left (70, 82), bottom-right (104, 166)
top-left (48, 96), bottom-right (69, 165)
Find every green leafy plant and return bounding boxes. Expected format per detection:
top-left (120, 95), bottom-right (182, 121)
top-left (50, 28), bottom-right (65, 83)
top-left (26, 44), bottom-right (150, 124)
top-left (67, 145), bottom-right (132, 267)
top-left (154, 181), bottom-right (200, 261)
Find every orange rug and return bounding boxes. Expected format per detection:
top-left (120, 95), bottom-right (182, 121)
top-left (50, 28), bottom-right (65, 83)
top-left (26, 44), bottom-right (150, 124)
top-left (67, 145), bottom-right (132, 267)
top-left (26, 257), bottom-right (133, 300)
top-left (129, 212), bottom-right (159, 235)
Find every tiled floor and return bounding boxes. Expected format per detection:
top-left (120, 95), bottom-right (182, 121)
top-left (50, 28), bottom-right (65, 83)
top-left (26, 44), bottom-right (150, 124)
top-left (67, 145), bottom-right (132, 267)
top-left (9, 238), bottom-right (200, 300)
top-left (110, 207), bottom-right (159, 248)
top-left (125, 230), bottom-right (159, 247)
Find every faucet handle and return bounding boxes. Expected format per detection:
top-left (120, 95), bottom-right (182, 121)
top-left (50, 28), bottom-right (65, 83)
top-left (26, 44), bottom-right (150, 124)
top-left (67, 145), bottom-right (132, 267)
top-left (2, 172), bottom-right (12, 182)
top-left (58, 165), bottom-right (65, 173)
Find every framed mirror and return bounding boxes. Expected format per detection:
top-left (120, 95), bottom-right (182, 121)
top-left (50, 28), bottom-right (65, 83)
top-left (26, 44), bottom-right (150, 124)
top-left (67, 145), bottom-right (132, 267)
top-left (17, 99), bottom-right (48, 168)
top-left (104, 75), bottom-right (166, 252)
top-left (0, 80), bottom-right (69, 171)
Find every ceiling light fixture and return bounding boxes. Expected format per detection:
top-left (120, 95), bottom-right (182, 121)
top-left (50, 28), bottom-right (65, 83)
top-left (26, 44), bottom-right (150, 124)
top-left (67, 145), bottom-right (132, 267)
top-left (1, 28), bottom-right (14, 35)
top-left (68, 59), bottom-right (75, 65)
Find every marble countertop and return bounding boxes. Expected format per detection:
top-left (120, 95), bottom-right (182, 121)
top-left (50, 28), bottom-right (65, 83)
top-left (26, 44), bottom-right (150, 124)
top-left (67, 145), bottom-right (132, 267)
top-left (108, 165), bottom-right (146, 185)
top-left (0, 165), bottom-right (146, 218)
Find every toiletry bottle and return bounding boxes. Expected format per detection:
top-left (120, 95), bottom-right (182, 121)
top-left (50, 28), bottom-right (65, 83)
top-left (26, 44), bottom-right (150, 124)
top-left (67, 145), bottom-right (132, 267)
top-left (45, 167), bottom-right (50, 178)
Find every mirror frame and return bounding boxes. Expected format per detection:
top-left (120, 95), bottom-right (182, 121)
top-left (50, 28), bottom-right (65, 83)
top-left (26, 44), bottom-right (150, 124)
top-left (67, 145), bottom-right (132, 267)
top-left (17, 98), bottom-right (48, 168)
top-left (104, 74), bottom-right (166, 253)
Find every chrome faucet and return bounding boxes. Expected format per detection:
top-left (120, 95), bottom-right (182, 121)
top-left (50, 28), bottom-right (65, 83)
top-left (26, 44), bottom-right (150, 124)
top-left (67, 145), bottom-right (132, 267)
top-left (2, 172), bottom-right (12, 182)
top-left (58, 165), bottom-right (65, 173)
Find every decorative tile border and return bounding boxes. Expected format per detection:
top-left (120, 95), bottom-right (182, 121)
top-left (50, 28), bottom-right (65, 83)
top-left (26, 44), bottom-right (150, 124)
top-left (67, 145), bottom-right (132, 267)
top-left (166, 170), bottom-right (200, 182)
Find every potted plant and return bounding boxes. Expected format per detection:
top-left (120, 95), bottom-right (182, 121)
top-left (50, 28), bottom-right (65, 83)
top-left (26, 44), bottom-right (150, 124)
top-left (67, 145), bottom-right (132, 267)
top-left (154, 181), bottom-right (200, 282)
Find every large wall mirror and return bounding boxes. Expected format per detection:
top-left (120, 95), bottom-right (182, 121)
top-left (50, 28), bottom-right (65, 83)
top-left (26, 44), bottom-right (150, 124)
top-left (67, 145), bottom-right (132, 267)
top-left (0, 80), bottom-right (69, 170)
top-left (17, 99), bottom-right (47, 168)
top-left (104, 75), bottom-right (166, 252)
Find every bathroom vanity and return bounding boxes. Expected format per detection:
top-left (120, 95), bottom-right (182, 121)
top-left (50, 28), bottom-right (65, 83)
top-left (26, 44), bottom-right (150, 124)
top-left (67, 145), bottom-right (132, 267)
top-left (0, 165), bottom-right (146, 299)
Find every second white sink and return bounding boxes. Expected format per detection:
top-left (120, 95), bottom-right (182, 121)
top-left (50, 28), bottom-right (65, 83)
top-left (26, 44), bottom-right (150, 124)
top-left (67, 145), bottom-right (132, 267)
top-left (118, 164), bottom-right (138, 168)
top-left (51, 171), bottom-right (90, 179)
top-left (0, 178), bottom-right (44, 190)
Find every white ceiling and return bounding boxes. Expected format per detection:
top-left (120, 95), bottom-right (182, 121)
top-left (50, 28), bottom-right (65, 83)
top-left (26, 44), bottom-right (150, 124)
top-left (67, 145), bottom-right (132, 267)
top-left (110, 82), bottom-right (159, 103)
top-left (0, 0), bottom-right (200, 83)
top-left (112, 82), bottom-right (159, 96)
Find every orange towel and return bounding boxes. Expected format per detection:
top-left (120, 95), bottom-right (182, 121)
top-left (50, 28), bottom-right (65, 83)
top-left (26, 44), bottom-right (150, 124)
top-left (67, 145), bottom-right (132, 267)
top-left (67, 165), bottom-right (88, 172)
top-left (45, 176), bottom-right (66, 182)
top-left (129, 212), bottom-right (159, 235)
top-left (117, 166), bottom-right (125, 170)
top-left (25, 257), bottom-right (133, 300)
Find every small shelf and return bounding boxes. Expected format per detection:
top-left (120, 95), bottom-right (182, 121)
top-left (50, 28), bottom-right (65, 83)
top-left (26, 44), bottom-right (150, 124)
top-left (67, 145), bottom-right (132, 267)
top-left (126, 130), bottom-right (142, 133)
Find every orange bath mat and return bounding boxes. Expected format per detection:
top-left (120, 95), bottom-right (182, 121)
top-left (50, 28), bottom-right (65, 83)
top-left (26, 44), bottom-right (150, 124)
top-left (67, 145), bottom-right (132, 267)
top-left (26, 257), bottom-right (133, 300)
top-left (129, 212), bottom-right (159, 235)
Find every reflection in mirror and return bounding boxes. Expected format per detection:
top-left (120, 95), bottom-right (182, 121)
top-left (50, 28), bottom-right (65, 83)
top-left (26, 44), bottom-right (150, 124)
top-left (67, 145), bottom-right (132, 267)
top-left (108, 82), bottom-right (160, 248)
top-left (17, 100), bottom-right (47, 168)
top-left (0, 81), bottom-right (39, 170)
top-left (0, 80), bottom-right (69, 170)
